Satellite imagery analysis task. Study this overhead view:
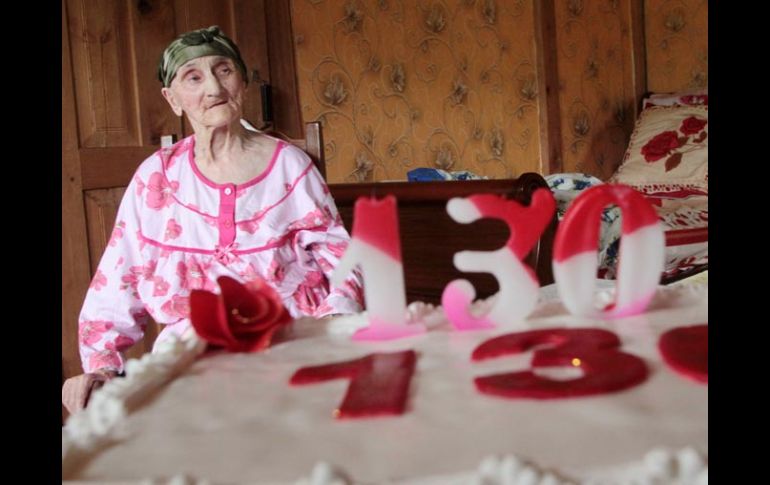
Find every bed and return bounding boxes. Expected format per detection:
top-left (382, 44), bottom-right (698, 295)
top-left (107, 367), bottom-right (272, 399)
top-left (548, 91), bottom-right (708, 284)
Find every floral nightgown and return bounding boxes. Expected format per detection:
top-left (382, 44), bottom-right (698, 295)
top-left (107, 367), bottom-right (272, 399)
top-left (78, 135), bottom-right (364, 373)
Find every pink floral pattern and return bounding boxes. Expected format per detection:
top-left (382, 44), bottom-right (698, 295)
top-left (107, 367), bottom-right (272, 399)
top-left (134, 175), bottom-right (145, 197)
top-left (79, 320), bottom-right (114, 346)
top-left (88, 351), bottom-right (123, 372)
top-left (239, 262), bottom-right (269, 285)
top-left (292, 271), bottom-right (329, 315)
top-left (316, 255), bottom-right (333, 273)
top-left (120, 270), bottom-right (142, 298)
top-left (119, 260), bottom-right (157, 298)
top-left (164, 219), bottom-right (182, 241)
top-left (142, 260), bottom-right (158, 280)
top-left (137, 229), bottom-right (147, 251)
top-left (146, 172), bottom-right (179, 210)
top-left (342, 276), bottom-right (365, 307)
top-left (177, 256), bottom-right (215, 291)
top-left (108, 221), bottom-right (126, 247)
top-left (161, 294), bottom-right (191, 319)
top-left (293, 286), bottom-right (322, 316)
top-left (325, 241), bottom-right (348, 258)
top-left (105, 335), bottom-right (136, 352)
top-left (238, 208), bottom-right (271, 233)
top-left (90, 270), bottom-right (107, 291)
top-left (214, 243), bottom-right (241, 265)
top-left (313, 301), bottom-right (335, 316)
top-left (78, 137), bottom-right (363, 373)
top-left (152, 276), bottom-right (170, 297)
top-left (237, 219), bottom-right (260, 234)
top-left (130, 308), bottom-right (151, 328)
top-left (287, 208), bottom-right (331, 232)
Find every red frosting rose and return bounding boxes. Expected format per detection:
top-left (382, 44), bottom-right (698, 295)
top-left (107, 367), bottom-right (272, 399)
top-left (679, 116), bottom-right (707, 135)
top-left (190, 276), bottom-right (292, 352)
top-left (641, 131), bottom-right (681, 162)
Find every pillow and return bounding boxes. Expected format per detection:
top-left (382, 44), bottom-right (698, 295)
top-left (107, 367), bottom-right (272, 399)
top-left (643, 91), bottom-right (708, 109)
top-left (610, 105), bottom-right (708, 196)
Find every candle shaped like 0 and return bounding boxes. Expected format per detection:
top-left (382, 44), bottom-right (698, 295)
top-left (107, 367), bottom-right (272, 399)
top-left (552, 184), bottom-right (664, 318)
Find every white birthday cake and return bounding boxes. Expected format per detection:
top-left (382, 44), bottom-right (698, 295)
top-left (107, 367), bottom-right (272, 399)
top-left (62, 279), bottom-right (707, 484)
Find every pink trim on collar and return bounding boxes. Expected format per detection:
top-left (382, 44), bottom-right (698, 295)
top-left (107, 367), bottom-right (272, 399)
top-left (234, 162), bottom-right (315, 225)
top-left (187, 137), bottom-right (286, 189)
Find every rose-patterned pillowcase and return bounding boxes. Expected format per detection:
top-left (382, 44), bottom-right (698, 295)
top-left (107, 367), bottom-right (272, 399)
top-left (642, 91), bottom-right (708, 109)
top-left (610, 105), bottom-right (708, 196)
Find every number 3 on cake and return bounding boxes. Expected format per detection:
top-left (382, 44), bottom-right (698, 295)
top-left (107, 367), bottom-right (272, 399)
top-left (472, 328), bottom-right (648, 399)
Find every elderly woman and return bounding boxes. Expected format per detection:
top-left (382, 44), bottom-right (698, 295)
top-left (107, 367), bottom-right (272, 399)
top-left (62, 26), bottom-right (364, 413)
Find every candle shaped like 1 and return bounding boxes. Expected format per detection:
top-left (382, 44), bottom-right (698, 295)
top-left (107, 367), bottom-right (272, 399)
top-left (332, 196), bottom-right (426, 341)
top-left (442, 189), bottom-right (556, 330)
top-left (553, 184), bottom-right (664, 318)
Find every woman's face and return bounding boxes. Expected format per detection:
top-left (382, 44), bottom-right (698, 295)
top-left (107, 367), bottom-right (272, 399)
top-left (161, 55), bottom-right (246, 130)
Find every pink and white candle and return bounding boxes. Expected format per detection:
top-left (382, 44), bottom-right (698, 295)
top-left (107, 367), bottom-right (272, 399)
top-left (553, 184), bottom-right (664, 318)
top-left (441, 189), bottom-right (556, 330)
top-left (332, 196), bottom-right (426, 340)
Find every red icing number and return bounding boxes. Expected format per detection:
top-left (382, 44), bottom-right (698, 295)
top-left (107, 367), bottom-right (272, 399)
top-left (290, 350), bottom-right (416, 418)
top-left (472, 328), bottom-right (648, 399)
top-left (658, 324), bottom-right (708, 384)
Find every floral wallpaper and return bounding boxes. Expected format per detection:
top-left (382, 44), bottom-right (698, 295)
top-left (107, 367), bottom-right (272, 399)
top-left (290, 0), bottom-right (707, 182)
top-left (645, 0), bottom-right (708, 93)
top-left (553, 0), bottom-right (639, 179)
top-left (291, 0), bottom-right (542, 183)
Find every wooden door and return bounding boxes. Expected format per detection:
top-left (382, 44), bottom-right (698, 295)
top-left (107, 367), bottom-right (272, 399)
top-left (61, 0), bottom-right (271, 384)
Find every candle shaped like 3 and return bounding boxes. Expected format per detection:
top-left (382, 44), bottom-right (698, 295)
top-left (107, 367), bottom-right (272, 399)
top-left (441, 189), bottom-right (556, 330)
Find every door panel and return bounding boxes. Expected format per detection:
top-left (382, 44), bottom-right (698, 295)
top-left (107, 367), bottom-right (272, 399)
top-left (68, 0), bottom-right (143, 147)
top-left (62, 0), bottom-right (94, 383)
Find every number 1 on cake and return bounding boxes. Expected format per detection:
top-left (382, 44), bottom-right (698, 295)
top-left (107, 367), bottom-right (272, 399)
top-left (332, 196), bottom-right (426, 340)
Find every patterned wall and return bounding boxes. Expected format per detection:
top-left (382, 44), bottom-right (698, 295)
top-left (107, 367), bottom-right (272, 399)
top-left (291, 0), bottom-right (543, 183)
top-left (553, 0), bottom-right (638, 178)
top-left (645, 0), bottom-right (708, 93)
top-left (291, 0), bottom-right (707, 182)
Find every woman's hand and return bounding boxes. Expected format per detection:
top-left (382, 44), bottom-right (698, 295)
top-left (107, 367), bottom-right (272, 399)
top-left (62, 370), bottom-right (118, 415)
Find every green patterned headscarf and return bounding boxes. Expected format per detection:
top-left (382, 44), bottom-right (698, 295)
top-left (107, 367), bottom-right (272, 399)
top-left (158, 26), bottom-right (248, 87)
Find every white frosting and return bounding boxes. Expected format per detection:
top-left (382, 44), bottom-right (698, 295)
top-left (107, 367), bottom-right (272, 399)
top-left (582, 447), bottom-right (708, 485)
top-left (63, 282), bottom-right (707, 484)
top-left (62, 335), bottom-right (207, 477)
top-left (294, 462), bottom-right (353, 485)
